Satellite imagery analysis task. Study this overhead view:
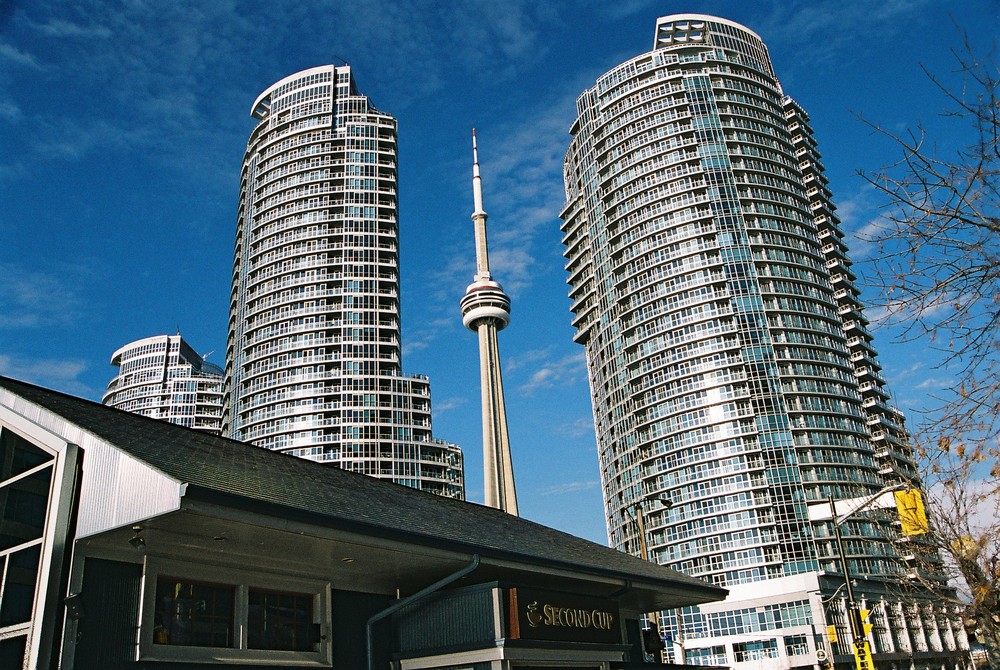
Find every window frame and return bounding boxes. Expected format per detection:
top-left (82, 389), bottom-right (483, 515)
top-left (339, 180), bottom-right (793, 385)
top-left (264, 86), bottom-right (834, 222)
top-left (138, 556), bottom-right (332, 665)
top-left (0, 412), bottom-right (80, 670)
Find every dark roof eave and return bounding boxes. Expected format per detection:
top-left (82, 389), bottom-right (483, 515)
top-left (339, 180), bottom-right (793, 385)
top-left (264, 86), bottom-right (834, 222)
top-left (0, 376), bottom-right (726, 605)
top-left (181, 484), bottom-right (726, 601)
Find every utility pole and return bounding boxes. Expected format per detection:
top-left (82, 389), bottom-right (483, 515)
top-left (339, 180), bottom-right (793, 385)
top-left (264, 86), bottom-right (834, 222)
top-left (829, 494), bottom-right (875, 670)
top-left (634, 499), bottom-right (682, 664)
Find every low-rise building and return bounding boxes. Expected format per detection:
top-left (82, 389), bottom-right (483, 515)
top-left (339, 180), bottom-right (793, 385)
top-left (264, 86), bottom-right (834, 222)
top-left (0, 375), bottom-right (725, 669)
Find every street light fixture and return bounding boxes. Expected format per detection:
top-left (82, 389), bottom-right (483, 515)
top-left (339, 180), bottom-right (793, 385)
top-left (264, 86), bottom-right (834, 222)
top-left (633, 495), bottom-right (682, 664)
top-left (826, 483), bottom-right (908, 670)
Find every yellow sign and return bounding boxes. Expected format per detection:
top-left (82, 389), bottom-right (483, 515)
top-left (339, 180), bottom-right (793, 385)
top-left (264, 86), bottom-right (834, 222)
top-left (827, 624), bottom-right (838, 643)
top-left (894, 489), bottom-right (928, 536)
top-left (854, 638), bottom-right (875, 670)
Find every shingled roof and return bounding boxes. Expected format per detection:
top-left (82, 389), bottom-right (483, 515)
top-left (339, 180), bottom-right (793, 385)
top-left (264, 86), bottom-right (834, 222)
top-left (0, 375), bottom-right (724, 601)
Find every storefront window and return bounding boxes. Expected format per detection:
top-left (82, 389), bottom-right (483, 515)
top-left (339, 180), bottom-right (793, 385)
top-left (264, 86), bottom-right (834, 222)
top-left (139, 557), bottom-right (331, 665)
top-left (154, 578), bottom-right (235, 647)
top-left (248, 589), bottom-right (316, 651)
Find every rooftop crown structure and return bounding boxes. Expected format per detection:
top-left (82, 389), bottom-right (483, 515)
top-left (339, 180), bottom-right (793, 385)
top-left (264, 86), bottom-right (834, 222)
top-left (223, 65), bottom-right (463, 499)
top-left (559, 14), bottom-right (964, 669)
top-left (102, 334), bottom-right (223, 434)
top-left (459, 132), bottom-right (518, 514)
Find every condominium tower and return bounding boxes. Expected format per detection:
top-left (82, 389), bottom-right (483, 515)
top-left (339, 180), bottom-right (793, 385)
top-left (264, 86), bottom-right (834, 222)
top-left (102, 334), bottom-right (223, 433)
top-left (560, 15), bottom-right (963, 669)
top-left (224, 65), bottom-right (463, 499)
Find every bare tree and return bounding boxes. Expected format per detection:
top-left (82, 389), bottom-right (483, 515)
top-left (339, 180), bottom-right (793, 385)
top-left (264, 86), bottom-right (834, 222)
top-left (856, 30), bottom-right (999, 661)
top-left (914, 444), bottom-right (999, 663)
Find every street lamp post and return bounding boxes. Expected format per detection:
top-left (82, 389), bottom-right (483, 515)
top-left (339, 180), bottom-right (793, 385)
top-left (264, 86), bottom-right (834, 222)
top-left (824, 484), bottom-right (909, 670)
top-left (634, 498), bottom-right (684, 665)
top-left (829, 494), bottom-right (867, 664)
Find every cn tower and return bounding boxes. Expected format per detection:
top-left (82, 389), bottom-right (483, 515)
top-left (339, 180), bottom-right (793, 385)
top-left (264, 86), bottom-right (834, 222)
top-left (459, 131), bottom-right (519, 515)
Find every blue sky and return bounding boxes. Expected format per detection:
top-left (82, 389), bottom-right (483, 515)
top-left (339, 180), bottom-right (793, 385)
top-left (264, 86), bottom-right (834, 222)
top-left (1, 0), bottom-right (996, 544)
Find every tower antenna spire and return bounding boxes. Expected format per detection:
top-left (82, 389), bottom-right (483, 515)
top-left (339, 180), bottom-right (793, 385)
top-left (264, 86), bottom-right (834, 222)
top-left (471, 129), bottom-right (491, 280)
top-left (460, 130), bottom-right (518, 515)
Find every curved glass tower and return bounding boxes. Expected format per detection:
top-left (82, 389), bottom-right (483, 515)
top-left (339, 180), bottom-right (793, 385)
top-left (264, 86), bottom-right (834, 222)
top-left (561, 15), bottom-right (962, 668)
top-left (103, 334), bottom-right (223, 433)
top-left (224, 65), bottom-right (463, 499)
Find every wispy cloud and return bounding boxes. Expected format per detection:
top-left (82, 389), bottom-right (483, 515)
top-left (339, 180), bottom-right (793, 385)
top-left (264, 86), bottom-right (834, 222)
top-left (27, 116), bottom-right (154, 159)
top-left (600, 0), bottom-right (661, 22)
top-left (506, 347), bottom-right (557, 373)
top-left (754, 0), bottom-right (931, 66)
top-left (272, 1), bottom-right (559, 106)
top-left (516, 350), bottom-right (587, 395)
top-left (888, 361), bottom-right (924, 384)
top-left (484, 246), bottom-right (536, 297)
top-left (0, 354), bottom-right (92, 396)
top-left (864, 294), bottom-right (955, 331)
top-left (0, 101), bottom-right (21, 122)
top-left (553, 416), bottom-right (597, 440)
top-left (836, 184), bottom-right (889, 261)
top-left (540, 479), bottom-right (599, 496)
top-left (0, 42), bottom-right (41, 68)
top-left (403, 316), bottom-right (460, 361)
top-left (0, 263), bottom-right (85, 329)
top-left (28, 18), bottom-right (113, 39)
top-left (433, 396), bottom-right (467, 415)
top-left (401, 340), bottom-right (430, 356)
top-left (914, 376), bottom-right (952, 392)
top-left (4, 1), bottom-right (251, 178)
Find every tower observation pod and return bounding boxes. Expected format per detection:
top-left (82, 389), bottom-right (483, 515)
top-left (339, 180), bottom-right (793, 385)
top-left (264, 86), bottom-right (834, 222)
top-left (459, 130), bottom-right (519, 515)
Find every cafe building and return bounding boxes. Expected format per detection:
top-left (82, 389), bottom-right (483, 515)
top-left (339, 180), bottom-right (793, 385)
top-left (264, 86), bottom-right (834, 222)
top-left (0, 376), bottom-right (725, 669)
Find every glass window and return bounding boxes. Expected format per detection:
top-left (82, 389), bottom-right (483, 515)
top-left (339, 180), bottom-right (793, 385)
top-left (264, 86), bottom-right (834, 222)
top-left (686, 644), bottom-right (726, 665)
top-left (0, 544), bottom-right (41, 626)
top-left (784, 634), bottom-right (809, 655)
top-left (248, 589), bottom-right (316, 651)
top-left (0, 427), bottom-right (57, 634)
top-left (139, 558), bottom-right (331, 664)
top-left (0, 428), bottom-right (52, 480)
top-left (0, 636), bottom-right (27, 667)
top-left (154, 578), bottom-right (235, 647)
top-left (0, 467), bottom-right (52, 552)
top-left (733, 638), bottom-right (778, 661)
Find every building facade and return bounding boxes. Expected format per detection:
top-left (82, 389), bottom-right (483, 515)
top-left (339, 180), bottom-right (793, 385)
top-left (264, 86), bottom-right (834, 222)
top-left (224, 65), bottom-right (463, 499)
top-left (560, 14), bottom-right (964, 669)
top-left (102, 334), bottom-right (223, 433)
